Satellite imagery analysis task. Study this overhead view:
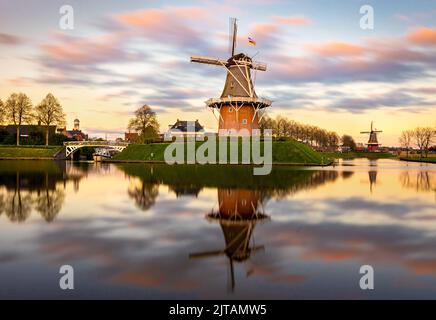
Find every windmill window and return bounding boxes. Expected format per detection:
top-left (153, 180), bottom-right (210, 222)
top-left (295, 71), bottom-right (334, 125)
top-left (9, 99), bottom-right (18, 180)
top-left (228, 107), bottom-right (233, 112)
top-left (230, 81), bottom-right (234, 88)
top-left (242, 118), bottom-right (247, 125)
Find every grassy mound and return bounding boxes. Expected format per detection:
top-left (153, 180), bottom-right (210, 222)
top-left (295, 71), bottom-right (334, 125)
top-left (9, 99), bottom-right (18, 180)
top-left (0, 145), bottom-right (62, 158)
top-left (112, 139), bottom-right (326, 165)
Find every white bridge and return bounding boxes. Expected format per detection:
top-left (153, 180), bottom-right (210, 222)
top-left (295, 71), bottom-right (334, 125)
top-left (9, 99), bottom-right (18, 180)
top-left (64, 141), bottom-right (129, 157)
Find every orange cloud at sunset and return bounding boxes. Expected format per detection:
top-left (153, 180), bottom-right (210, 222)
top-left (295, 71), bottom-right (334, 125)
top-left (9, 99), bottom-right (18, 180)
top-left (406, 260), bottom-right (436, 275)
top-left (307, 42), bottom-right (365, 56)
top-left (249, 22), bottom-right (279, 39)
top-left (115, 7), bottom-right (207, 27)
top-left (273, 15), bottom-right (311, 25)
top-left (407, 27), bottom-right (436, 45)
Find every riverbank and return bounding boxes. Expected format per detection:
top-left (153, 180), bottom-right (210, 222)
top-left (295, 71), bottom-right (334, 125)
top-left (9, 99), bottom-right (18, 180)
top-left (0, 145), bottom-right (62, 159)
top-left (399, 157), bottom-right (436, 163)
top-left (109, 140), bottom-right (332, 166)
top-left (319, 151), bottom-right (395, 159)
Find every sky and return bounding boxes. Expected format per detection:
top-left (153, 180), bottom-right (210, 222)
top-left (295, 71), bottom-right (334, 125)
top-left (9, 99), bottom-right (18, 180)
top-left (0, 0), bottom-right (435, 145)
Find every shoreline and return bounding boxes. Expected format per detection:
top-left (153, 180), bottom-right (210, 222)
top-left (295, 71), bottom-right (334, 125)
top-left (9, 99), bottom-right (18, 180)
top-left (0, 157), bottom-right (57, 160)
top-left (399, 157), bottom-right (436, 164)
top-left (0, 157), bottom-right (333, 166)
top-left (103, 159), bottom-right (334, 166)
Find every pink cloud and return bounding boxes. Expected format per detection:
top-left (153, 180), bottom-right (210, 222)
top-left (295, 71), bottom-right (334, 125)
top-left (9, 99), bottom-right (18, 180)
top-left (115, 7), bottom-right (205, 26)
top-left (267, 26), bottom-right (436, 84)
top-left (393, 10), bottom-right (436, 24)
top-left (307, 42), bottom-right (364, 57)
top-left (250, 22), bottom-right (279, 38)
top-left (394, 14), bottom-right (411, 22)
top-left (273, 15), bottom-right (311, 26)
top-left (407, 27), bottom-right (436, 45)
top-left (414, 87), bottom-right (436, 94)
top-left (0, 32), bottom-right (22, 45)
top-left (41, 32), bottom-right (126, 65)
top-left (272, 56), bottom-right (320, 78)
top-left (113, 7), bottom-right (210, 47)
top-left (7, 77), bottom-right (31, 87)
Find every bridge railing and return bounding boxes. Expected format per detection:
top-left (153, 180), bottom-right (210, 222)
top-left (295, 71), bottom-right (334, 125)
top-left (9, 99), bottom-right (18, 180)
top-left (64, 141), bottom-right (129, 147)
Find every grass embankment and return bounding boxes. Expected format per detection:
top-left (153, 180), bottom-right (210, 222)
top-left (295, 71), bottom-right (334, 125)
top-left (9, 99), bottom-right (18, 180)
top-left (399, 157), bottom-right (436, 163)
top-left (320, 151), bottom-right (394, 159)
top-left (111, 140), bottom-right (328, 165)
top-left (0, 145), bottom-right (62, 159)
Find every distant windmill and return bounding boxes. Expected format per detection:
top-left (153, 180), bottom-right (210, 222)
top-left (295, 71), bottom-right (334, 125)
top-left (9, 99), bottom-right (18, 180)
top-left (190, 18), bottom-right (271, 135)
top-left (360, 121), bottom-right (383, 152)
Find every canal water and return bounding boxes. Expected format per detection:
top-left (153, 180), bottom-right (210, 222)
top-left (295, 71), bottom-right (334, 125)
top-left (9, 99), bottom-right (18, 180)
top-left (0, 159), bottom-right (435, 299)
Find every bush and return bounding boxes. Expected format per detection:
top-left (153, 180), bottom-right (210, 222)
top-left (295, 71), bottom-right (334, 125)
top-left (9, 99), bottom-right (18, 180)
top-left (23, 129), bottom-right (44, 145)
top-left (0, 129), bottom-right (12, 144)
top-left (52, 133), bottom-right (69, 145)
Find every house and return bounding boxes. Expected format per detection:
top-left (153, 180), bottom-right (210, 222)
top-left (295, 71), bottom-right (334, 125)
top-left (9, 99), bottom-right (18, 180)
top-left (124, 132), bottom-right (139, 143)
top-left (340, 145), bottom-right (351, 153)
top-left (1, 124), bottom-right (56, 141)
top-left (164, 119), bottom-right (204, 140)
top-left (355, 143), bottom-right (366, 152)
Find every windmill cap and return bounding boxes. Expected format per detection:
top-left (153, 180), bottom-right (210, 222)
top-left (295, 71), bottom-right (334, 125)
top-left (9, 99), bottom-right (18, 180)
top-left (227, 53), bottom-right (251, 64)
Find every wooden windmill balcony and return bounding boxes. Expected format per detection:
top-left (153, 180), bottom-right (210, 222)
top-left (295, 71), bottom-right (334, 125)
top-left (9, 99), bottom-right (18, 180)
top-left (205, 96), bottom-right (272, 109)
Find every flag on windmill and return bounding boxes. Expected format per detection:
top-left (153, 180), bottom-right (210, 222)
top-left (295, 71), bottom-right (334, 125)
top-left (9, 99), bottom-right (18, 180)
top-left (248, 36), bottom-right (256, 46)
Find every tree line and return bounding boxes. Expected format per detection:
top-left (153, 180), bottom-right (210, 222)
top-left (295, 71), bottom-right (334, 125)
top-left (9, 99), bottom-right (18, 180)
top-left (399, 127), bottom-right (435, 158)
top-left (260, 115), bottom-right (340, 151)
top-left (125, 107), bottom-right (353, 151)
top-left (0, 93), bottom-right (65, 146)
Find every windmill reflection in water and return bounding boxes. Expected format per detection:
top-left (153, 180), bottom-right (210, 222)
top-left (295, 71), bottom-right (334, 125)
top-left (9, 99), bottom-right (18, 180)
top-left (189, 188), bottom-right (269, 292)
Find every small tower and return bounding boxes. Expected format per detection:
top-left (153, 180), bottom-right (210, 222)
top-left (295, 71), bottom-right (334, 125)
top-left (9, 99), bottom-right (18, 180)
top-left (74, 118), bottom-right (80, 131)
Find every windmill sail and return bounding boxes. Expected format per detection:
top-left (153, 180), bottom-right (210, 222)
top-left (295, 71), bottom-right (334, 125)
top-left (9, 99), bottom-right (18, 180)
top-left (229, 17), bottom-right (237, 56)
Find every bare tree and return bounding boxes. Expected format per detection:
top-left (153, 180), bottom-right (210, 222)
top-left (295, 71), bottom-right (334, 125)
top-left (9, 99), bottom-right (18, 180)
top-left (422, 127), bottom-right (435, 158)
top-left (414, 128), bottom-right (425, 157)
top-left (413, 127), bottom-right (435, 158)
top-left (276, 116), bottom-right (288, 137)
top-left (259, 115), bottom-right (274, 135)
top-left (4, 93), bottom-right (33, 145)
top-left (0, 98), bottom-right (4, 124)
top-left (399, 130), bottom-right (413, 158)
top-left (35, 93), bottom-right (66, 145)
top-left (259, 115), bottom-right (339, 150)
